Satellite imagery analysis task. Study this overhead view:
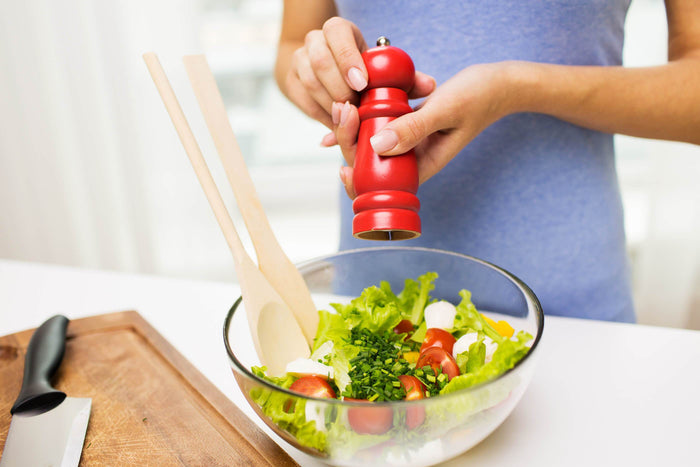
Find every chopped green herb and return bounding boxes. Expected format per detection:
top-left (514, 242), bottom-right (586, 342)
top-left (342, 328), bottom-right (412, 401)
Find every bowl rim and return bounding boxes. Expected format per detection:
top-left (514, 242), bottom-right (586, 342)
top-left (223, 246), bottom-right (544, 407)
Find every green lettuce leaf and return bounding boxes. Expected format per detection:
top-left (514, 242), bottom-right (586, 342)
top-left (440, 330), bottom-right (532, 395)
top-left (312, 309), bottom-right (349, 353)
top-left (250, 367), bottom-right (328, 452)
top-left (466, 333), bottom-right (486, 374)
top-left (455, 351), bottom-right (469, 374)
top-left (329, 342), bottom-right (358, 395)
top-left (252, 366), bottom-right (297, 388)
top-left (311, 309), bottom-right (359, 395)
top-left (455, 332), bottom-right (485, 374)
top-left (332, 286), bottom-right (403, 334)
top-left (452, 290), bottom-right (504, 343)
top-left (406, 272), bottom-right (439, 325)
top-left (379, 280), bottom-right (400, 305)
top-left (396, 277), bottom-right (419, 315)
top-left (410, 321), bottom-right (427, 344)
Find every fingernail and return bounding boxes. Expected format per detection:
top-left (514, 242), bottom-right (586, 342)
top-left (321, 132), bottom-right (336, 146)
top-left (331, 102), bottom-right (341, 125)
top-left (339, 101), bottom-right (351, 127)
top-left (347, 67), bottom-right (367, 91)
top-left (339, 166), bottom-right (347, 184)
top-left (370, 129), bottom-right (398, 153)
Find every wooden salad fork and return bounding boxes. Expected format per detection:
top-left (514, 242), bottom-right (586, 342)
top-left (143, 53), bottom-right (309, 375)
top-left (182, 55), bottom-right (319, 345)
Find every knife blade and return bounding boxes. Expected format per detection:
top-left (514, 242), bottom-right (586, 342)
top-left (0, 315), bottom-right (91, 467)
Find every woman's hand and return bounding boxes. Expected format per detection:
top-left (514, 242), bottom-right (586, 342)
top-left (281, 16), bottom-right (436, 133)
top-left (283, 17), bottom-right (367, 129)
top-left (334, 62), bottom-right (515, 198)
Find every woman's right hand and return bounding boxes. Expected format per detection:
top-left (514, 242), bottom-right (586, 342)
top-left (283, 17), bottom-right (369, 130)
top-left (282, 16), bottom-right (436, 139)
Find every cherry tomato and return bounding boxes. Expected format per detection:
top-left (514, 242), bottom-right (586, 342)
top-left (393, 319), bottom-right (414, 340)
top-left (398, 375), bottom-right (426, 429)
top-left (345, 398), bottom-right (394, 435)
top-left (416, 347), bottom-right (460, 381)
top-left (420, 328), bottom-right (456, 354)
top-left (289, 376), bottom-right (336, 399)
top-left (285, 376), bottom-right (336, 412)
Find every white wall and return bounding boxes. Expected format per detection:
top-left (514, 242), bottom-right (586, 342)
top-left (616, 0), bottom-right (700, 328)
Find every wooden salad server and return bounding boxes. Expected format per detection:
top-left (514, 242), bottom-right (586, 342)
top-left (182, 55), bottom-right (319, 346)
top-left (143, 53), bottom-right (309, 375)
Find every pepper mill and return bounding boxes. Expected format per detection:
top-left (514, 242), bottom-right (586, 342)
top-left (352, 36), bottom-right (421, 241)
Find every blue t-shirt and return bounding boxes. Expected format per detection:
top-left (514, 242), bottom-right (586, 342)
top-left (335, 0), bottom-right (635, 322)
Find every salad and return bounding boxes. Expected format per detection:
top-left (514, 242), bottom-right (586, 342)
top-left (249, 272), bottom-right (532, 457)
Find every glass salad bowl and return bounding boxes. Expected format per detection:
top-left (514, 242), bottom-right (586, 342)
top-left (224, 247), bottom-right (544, 466)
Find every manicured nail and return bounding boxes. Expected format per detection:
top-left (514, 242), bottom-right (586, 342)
top-left (331, 102), bottom-right (341, 125)
top-left (347, 67), bottom-right (367, 91)
top-left (339, 101), bottom-right (351, 127)
top-left (339, 166), bottom-right (347, 184)
top-left (321, 132), bottom-right (336, 146)
top-left (370, 129), bottom-right (398, 153)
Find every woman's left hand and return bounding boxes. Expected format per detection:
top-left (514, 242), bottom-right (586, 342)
top-left (327, 62), bottom-right (517, 198)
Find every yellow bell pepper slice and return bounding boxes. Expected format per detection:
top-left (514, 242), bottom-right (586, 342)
top-left (403, 351), bottom-right (420, 364)
top-left (494, 320), bottom-right (514, 338)
top-left (482, 314), bottom-right (498, 328)
top-left (481, 313), bottom-right (514, 338)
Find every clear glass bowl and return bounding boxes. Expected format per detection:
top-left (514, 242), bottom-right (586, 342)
top-left (224, 247), bottom-right (544, 466)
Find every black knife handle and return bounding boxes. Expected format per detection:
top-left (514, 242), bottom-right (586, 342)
top-left (10, 315), bottom-right (69, 414)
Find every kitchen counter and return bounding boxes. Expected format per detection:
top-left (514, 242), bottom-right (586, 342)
top-left (1, 259), bottom-right (698, 466)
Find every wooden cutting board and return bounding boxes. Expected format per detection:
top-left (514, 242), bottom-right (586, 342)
top-left (0, 311), bottom-right (297, 466)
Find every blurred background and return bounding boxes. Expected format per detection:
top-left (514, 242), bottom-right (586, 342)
top-left (0, 0), bottom-right (698, 329)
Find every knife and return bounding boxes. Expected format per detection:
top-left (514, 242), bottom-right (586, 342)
top-left (0, 315), bottom-right (91, 467)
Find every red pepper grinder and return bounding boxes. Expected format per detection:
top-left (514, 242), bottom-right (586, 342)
top-left (352, 36), bottom-right (420, 241)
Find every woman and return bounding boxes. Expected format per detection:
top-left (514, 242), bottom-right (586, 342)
top-left (274, 0), bottom-right (700, 322)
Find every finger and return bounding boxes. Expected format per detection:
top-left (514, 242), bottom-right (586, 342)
top-left (331, 101), bottom-right (341, 125)
top-left (285, 72), bottom-right (333, 128)
top-left (319, 101), bottom-right (343, 145)
top-left (294, 48), bottom-right (334, 113)
top-left (336, 102), bottom-right (360, 166)
top-left (369, 106), bottom-right (444, 156)
top-left (339, 166), bottom-right (356, 199)
top-left (322, 17), bottom-right (369, 91)
top-left (408, 71), bottom-right (437, 99)
top-left (320, 132), bottom-right (337, 147)
top-left (305, 30), bottom-right (357, 104)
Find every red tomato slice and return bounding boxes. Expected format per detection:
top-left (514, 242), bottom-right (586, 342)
top-left (346, 398), bottom-right (394, 435)
top-left (416, 347), bottom-right (460, 381)
top-left (398, 375), bottom-right (425, 401)
top-left (289, 376), bottom-right (337, 399)
top-left (420, 328), bottom-right (456, 354)
top-left (285, 376), bottom-right (336, 413)
top-left (398, 375), bottom-right (426, 429)
top-left (393, 319), bottom-right (414, 340)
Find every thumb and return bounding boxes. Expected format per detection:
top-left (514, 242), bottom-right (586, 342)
top-left (369, 108), bottom-right (440, 156)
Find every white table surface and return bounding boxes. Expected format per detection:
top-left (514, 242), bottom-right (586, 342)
top-left (1, 259), bottom-right (699, 466)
